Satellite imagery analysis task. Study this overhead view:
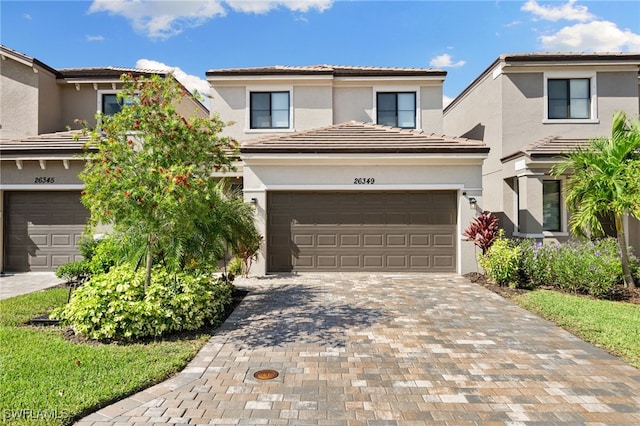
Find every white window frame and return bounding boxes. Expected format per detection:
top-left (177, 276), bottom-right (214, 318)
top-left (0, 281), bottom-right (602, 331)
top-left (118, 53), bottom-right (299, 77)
top-left (373, 86), bottom-right (421, 130)
top-left (543, 71), bottom-right (598, 124)
top-left (542, 176), bottom-right (568, 237)
top-left (97, 90), bottom-right (120, 115)
top-left (245, 85), bottom-right (294, 133)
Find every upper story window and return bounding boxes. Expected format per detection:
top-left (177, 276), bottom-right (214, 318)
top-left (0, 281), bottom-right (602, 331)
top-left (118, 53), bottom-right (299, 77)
top-left (544, 72), bottom-right (597, 123)
top-left (99, 92), bottom-right (133, 116)
top-left (548, 78), bottom-right (590, 119)
top-left (250, 91), bottom-right (290, 129)
top-left (376, 92), bottom-right (416, 128)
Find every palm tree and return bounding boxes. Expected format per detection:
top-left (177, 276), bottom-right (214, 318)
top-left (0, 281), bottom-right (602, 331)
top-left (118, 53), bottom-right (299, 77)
top-left (553, 111), bottom-right (640, 288)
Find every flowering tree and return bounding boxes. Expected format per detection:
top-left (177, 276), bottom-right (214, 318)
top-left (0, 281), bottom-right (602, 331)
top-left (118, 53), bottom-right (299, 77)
top-left (79, 73), bottom-right (254, 287)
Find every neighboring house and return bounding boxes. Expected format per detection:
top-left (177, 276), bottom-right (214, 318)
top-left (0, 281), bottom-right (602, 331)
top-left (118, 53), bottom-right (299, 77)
top-left (207, 65), bottom-right (489, 275)
top-left (443, 53), bottom-right (640, 254)
top-left (0, 45), bottom-right (209, 272)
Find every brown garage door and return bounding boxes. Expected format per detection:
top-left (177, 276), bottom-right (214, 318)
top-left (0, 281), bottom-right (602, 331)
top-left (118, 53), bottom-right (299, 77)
top-left (4, 191), bottom-right (89, 272)
top-left (267, 191), bottom-right (457, 272)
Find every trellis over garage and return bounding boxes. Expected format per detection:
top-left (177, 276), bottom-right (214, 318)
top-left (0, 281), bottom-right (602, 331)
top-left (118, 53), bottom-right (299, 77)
top-left (240, 121), bottom-right (489, 275)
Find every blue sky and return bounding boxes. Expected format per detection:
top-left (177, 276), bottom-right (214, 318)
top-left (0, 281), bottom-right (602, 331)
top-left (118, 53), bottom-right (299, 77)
top-left (2, 1), bottom-right (639, 106)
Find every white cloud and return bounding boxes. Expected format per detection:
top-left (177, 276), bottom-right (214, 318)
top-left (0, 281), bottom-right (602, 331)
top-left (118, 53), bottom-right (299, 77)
top-left (443, 95), bottom-right (453, 109)
top-left (86, 35), bottom-right (105, 42)
top-left (23, 13), bottom-right (32, 20)
top-left (135, 59), bottom-right (211, 108)
top-left (540, 20), bottom-right (640, 51)
top-left (89, 0), bottom-right (333, 39)
top-left (227, 0), bottom-right (333, 14)
top-left (430, 54), bottom-right (466, 69)
top-left (89, 0), bottom-right (227, 39)
top-left (521, 1), bottom-right (640, 52)
top-left (521, 0), bottom-right (594, 22)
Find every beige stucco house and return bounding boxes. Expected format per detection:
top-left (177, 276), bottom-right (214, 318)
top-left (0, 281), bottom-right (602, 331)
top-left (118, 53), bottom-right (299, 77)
top-left (207, 65), bottom-right (489, 275)
top-left (0, 45), bottom-right (208, 272)
top-left (443, 53), bottom-right (640, 253)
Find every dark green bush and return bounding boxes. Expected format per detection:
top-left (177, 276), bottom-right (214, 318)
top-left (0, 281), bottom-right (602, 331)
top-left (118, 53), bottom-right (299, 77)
top-left (52, 264), bottom-right (232, 341)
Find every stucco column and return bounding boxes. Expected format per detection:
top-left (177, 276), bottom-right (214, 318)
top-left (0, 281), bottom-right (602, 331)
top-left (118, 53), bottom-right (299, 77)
top-left (517, 173), bottom-right (544, 238)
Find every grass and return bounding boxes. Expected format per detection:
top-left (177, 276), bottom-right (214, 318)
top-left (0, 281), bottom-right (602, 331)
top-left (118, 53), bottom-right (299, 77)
top-left (0, 288), bottom-right (211, 426)
top-left (513, 289), bottom-right (640, 369)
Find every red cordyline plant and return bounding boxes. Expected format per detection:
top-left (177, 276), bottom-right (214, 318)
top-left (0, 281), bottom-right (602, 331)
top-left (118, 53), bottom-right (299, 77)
top-left (463, 211), bottom-right (500, 254)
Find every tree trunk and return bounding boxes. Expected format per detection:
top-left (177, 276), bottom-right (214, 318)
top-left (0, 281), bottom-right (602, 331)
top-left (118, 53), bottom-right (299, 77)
top-left (145, 235), bottom-right (154, 291)
top-left (615, 214), bottom-right (636, 289)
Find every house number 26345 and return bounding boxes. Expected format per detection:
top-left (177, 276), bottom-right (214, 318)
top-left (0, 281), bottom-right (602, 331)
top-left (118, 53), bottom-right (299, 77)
top-left (353, 178), bottom-right (375, 184)
top-left (34, 177), bottom-right (55, 184)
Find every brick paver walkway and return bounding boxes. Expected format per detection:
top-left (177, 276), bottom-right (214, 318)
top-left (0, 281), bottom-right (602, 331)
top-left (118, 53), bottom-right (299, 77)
top-left (76, 274), bottom-right (640, 425)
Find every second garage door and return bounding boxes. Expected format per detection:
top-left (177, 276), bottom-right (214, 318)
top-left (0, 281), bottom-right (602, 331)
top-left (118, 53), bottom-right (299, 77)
top-left (4, 191), bottom-right (89, 272)
top-left (267, 191), bottom-right (457, 272)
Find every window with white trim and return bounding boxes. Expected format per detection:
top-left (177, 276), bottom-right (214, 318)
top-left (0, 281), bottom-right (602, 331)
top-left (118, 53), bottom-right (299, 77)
top-left (250, 91), bottom-right (290, 129)
top-left (98, 91), bottom-right (133, 116)
top-left (376, 92), bottom-right (416, 128)
top-left (544, 72), bottom-right (597, 122)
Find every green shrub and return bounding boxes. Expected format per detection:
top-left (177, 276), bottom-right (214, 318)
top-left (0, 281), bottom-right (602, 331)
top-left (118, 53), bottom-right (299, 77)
top-left (55, 260), bottom-right (91, 283)
top-left (478, 231), bottom-right (521, 287)
top-left (517, 238), bottom-right (628, 298)
top-left (87, 235), bottom-right (126, 275)
top-left (518, 239), bottom-right (554, 287)
top-left (227, 256), bottom-right (243, 276)
top-left (52, 264), bottom-right (232, 341)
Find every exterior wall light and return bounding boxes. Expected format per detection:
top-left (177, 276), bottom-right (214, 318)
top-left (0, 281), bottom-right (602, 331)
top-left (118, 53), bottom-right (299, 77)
top-left (468, 197), bottom-right (477, 209)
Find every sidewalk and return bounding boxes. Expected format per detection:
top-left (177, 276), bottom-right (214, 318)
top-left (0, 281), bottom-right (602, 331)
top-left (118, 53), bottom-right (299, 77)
top-left (0, 272), bottom-right (64, 300)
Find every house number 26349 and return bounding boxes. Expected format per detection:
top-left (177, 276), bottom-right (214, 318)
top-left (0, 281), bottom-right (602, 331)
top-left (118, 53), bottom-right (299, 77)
top-left (353, 178), bottom-right (375, 184)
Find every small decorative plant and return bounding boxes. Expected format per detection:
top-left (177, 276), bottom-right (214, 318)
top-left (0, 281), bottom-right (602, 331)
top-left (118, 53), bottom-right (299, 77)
top-left (463, 211), bottom-right (500, 254)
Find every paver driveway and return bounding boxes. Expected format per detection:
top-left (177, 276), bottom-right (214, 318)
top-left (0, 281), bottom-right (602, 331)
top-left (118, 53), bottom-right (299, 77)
top-left (77, 273), bottom-right (640, 425)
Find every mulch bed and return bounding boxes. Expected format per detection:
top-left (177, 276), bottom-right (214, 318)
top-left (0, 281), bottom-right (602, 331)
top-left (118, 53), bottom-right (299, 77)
top-left (464, 272), bottom-right (640, 305)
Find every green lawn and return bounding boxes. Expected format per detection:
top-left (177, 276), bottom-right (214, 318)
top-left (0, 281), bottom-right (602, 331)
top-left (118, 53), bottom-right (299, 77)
top-left (0, 288), bottom-right (210, 426)
top-left (514, 290), bottom-right (640, 369)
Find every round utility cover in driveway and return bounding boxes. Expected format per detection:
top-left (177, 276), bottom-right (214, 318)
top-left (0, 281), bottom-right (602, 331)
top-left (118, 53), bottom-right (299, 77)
top-left (267, 191), bottom-right (456, 272)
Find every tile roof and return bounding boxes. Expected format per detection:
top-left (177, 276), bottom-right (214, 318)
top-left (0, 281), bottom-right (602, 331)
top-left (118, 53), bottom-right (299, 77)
top-left (0, 131), bottom-right (93, 156)
top-left (207, 64), bottom-right (446, 77)
top-left (500, 52), bottom-right (640, 63)
top-left (58, 66), bottom-right (169, 79)
top-left (241, 121), bottom-right (488, 154)
top-left (0, 44), bottom-right (60, 76)
top-left (501, 136), bottom-right (592, 162)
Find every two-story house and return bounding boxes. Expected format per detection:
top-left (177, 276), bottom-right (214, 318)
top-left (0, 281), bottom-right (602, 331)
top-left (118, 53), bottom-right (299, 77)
top-left (0, 45), bottom-right (208, 272)
top-left (443, 53), bottom-right (640, 254)
top-left (207, 65), bottom-right (489, 275)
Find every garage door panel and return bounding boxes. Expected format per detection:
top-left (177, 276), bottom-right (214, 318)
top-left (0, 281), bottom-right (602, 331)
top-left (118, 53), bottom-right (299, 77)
top-left (387, 234), bottom-right (407, 247)
top-left (434, 255), bottom-right (455, 268)
top-left (340, 234), bottom-right (360, 247)
top-left (363, 234), bottom-right (383, 246)
top-left (387, 255), bottom-right (407, 267)
top-left (293, 234), bottom-right (314, 246)
top-left (433, 233), bottom-right (455, 247)
top-left (410, 255), bottom-right (430, 267)
top-left (317, 256), bottom-right (337, 268)
top-left (340, 255), bottom-right (360, 267)
top-left (5, 191), bottom-right (89, 272)
top-left (268, 191), bottom-right (457, 272)
top-left (410, 234), bottom-right (430, 247)
top-left (363, 255), bottom-right (383, 267)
